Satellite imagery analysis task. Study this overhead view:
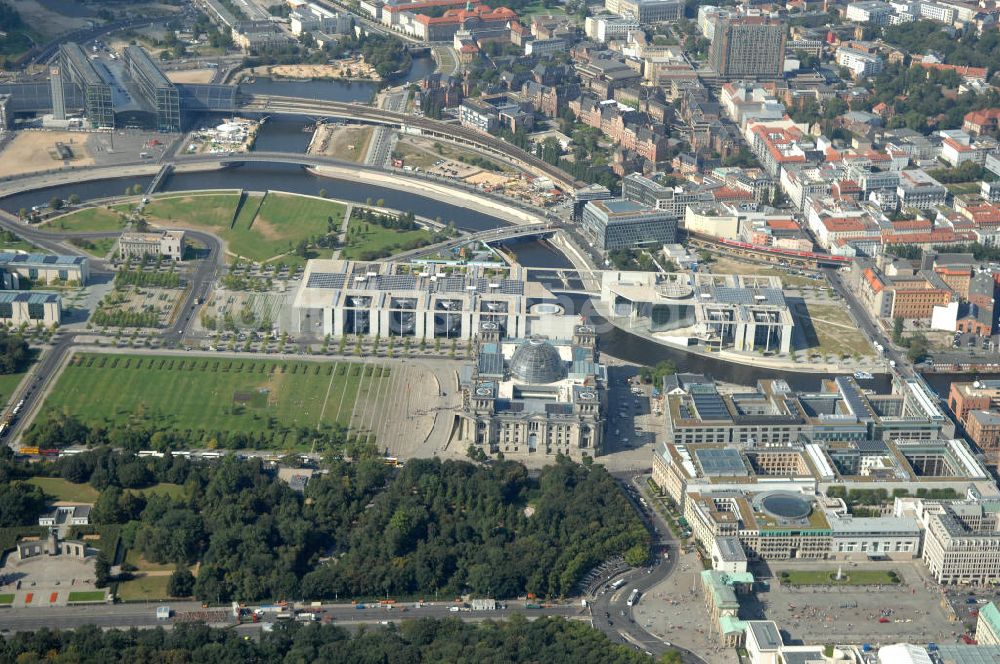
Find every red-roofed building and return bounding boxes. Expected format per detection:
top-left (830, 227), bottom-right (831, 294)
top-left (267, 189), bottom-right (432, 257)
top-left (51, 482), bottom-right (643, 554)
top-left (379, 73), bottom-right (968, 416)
top-left (748, 123), bottom-right (808, 176)
top-left (806, 200), bottom-right (880, 249)
top-left (890, 217), bottom-right (933, 233)
top-left (383, 0), bottom-right (517, 40)
top-left (955, 198), bottom-right (1000, 230)
top-left (712, 187), bottom-right (753, 203)
top-left (964, 109), bottom-right (1000, 136)
top-left (915, 62), bottom-right (989, 83)
top-left (832, 179), bottom-right (862, 202)
top-left (881, 229), bottom-right (978, 248)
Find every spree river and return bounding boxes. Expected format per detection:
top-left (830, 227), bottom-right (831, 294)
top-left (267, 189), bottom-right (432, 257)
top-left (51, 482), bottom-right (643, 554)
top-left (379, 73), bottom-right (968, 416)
top-left (0, 73), bottom-right (979, 395)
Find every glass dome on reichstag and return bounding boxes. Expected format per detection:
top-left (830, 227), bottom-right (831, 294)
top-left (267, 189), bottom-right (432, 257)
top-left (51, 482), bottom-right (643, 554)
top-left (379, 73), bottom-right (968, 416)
top-left (509, 338), bottom-right (564, 384)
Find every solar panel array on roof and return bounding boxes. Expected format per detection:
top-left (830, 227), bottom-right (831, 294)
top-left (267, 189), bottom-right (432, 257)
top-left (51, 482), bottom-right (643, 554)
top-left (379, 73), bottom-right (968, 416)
top-left (306, 272), bottom-right (347, 289)
top-left (695, 447), bottom-right (748, 476)
top-left (437, 276), bottom-right (471, 293)
top-left (377, 274), bottom-right (416, 290)
top-left (0, 291), bottom-right (58, 303)
top-left (0, 253), bottom-right (84, 267)
top-left (713, 287), bottom-right (786, 307)
top-left (498, 280), bottom-right (524, 295)
top-left (855, 440), bottom-right (889, 454)
top-left (836, 376), bottom-right (874, 420)
top-left (692, 392), bottom-right (731, 421)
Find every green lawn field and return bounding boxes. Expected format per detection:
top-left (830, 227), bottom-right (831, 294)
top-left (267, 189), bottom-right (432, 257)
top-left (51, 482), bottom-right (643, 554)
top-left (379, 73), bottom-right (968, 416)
top-left (26, 477), bottom-right (100, 503)
top-left (125, 548), bottom-right (177, 573)
top-left (45, 208), bottom-right (126, 233)
top-left (341, 219), bottom-right (433, 261)
top-left (142, 192), bottom-right (344, 263)
top-left (779, 569), bottom-right (900, 586)
top-left (69, 237), bottom-right (117, 258)
top-left (68, 591), bottom-right (107, 602)
top-left (228, 193), bottom-right (345, 262)
top-left (0, 594), bottom-right (14, 604)
top-left (40, 354), bottom-right (389, 444)
top-left (143, 193), bottom-right (240, 230)
top-left (116, 575), bottom-right (173, 601)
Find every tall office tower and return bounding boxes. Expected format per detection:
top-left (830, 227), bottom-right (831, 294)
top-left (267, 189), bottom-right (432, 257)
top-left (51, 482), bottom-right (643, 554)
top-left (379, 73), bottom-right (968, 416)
top-left (59, 43), bottom-right (114, 128)
top-left (123, 46), bottom-right (180, 132)
top-left (708, 16), bottom-right (787, 80)
top-left (49, 66), bottom-right (66, 120)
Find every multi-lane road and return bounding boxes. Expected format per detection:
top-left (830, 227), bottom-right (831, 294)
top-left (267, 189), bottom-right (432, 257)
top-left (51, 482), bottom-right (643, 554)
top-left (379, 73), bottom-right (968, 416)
top-left (587, 474), bottom-right (709, 664)
top-left (0, 600), bottom-right (585, 634)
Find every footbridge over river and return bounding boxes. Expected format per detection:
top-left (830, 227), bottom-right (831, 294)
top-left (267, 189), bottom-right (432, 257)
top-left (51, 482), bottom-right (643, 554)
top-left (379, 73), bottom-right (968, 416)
top-left (388, 222), bottom-right (558, 261)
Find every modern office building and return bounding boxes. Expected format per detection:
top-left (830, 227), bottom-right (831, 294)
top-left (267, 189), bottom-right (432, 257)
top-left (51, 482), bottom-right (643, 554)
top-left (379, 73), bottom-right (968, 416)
top-left (0, 94), bottom-right (10, 131)
top-left (622, 172), bottom-right (714, 218)
top-left (917, 499), bottom-right (1000, 585)
top-left (659, 376), bottom-right (949, 451)
top-left (896, 169), bottom-right (948, 210)
top-left (457, 324), bottom-right (605, 461)
top-left (656, 433), bottom-right (990, 510)
top-left (59, 43), bottom-right (113, 129)
top-left (49, 66), bottom-right (66, 121)
top-left (835, 43), bottom-right (884, 79)
top-left (0, 252), bottom-right (89, 286)
top-left (584, 13), bottom-right (641, 42)
top-left (0, 291), bottom-right (61, 327)
top-left (292, 259), bottom-right (580, 340)
top-left (708, 17), bottom-right (786, 80)
top-left (599, 271), bottom-right (794, 354)
top-left (123, 46), bottom-right (180, 132)
top-left (581, 198), bottom-right (678, 250)
top-left (684, 489), bottom-right (923, 562)
top-left (612, 0), bottom-right (683, 22)
top-left (845, 0), bottom-right (894, 24)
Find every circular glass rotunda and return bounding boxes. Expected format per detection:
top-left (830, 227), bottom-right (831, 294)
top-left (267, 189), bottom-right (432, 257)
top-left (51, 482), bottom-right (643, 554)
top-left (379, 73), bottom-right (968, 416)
top-left (509, 338), bottom-right (565, 384)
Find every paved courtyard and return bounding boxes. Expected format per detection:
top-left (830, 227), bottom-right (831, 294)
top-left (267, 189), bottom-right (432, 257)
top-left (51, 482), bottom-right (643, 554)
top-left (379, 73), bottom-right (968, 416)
top-left (631, 546), bottom-right (739, 664)
top-left (0, 549), bottom-right (102, 607)
top-left (746, 560), bottom-right (961, 647)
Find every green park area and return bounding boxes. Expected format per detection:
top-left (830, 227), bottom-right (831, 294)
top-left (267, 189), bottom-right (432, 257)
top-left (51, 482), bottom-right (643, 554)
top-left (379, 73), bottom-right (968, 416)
top-left (125, 548), bottom-right (179, 573)
top-left (231, 192), bottom-right (345, 262)
top-left (341, 217), bottom-right (434, 261)
top-left (25, 477), bottom-right (100, 503)
top-left (0, 594), bottom-right (14, 604)
top-left (142, 193), bottom-right (240, 230)
top-left (40, 353), bottom-right (390, 444)
top-left (142, 191), bottom-right (346, 263)
top-left (44, 207), bottom-right (127, 233)
top-left (0, 230), bottom-right (40, 254)
top-left (779, 569), bottom-right (900, 586)
top-left (798, 303), bottom-right (873, 358)
top-left (116, 575), bottom-right (172, 602)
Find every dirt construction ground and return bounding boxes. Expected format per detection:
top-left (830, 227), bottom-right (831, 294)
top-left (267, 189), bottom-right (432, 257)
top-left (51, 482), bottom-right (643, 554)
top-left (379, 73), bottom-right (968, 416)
top-left (166, 69), bottom-right (217, 84)
top-left (0, 131), bottom-right (93, 178)
top-left (309, 124), bottom-right (374, 163)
